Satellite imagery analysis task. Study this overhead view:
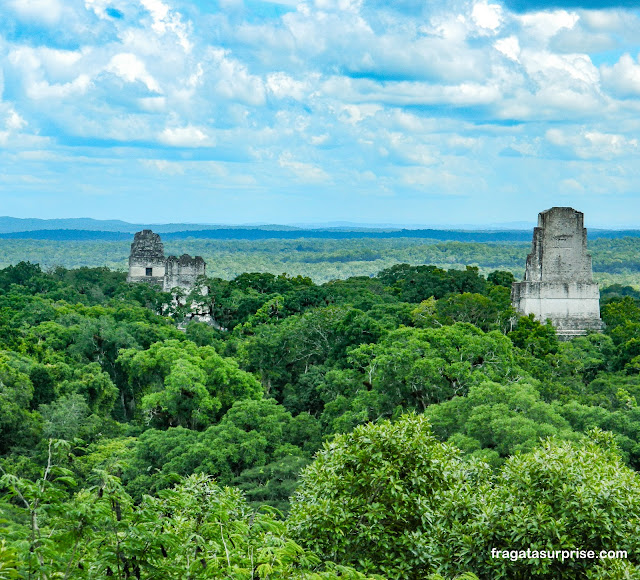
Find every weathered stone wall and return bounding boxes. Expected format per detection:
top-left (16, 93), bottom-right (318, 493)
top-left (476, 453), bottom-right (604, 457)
top-left (524, 207), bottom-right (593, 283)
top-left (512, 207), bottom-right (603, 339)
top-left (127, 229), bottom-right (166, 286)
top-left (163, 254), bottom-right (207, 292)
top-left (129, 264), bottom-right (166, 279)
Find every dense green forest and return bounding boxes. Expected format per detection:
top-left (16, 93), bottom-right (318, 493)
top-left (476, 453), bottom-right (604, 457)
top-left (2, 236), bottom-right (640, 286)
top-left (3, 261), bottom-right (640, 578)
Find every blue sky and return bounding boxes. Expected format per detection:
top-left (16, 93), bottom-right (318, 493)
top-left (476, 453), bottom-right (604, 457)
top-left (2, 0), bottom-right (640, 226)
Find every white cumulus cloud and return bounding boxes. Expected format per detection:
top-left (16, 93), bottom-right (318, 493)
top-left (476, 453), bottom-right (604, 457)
top-left (601, 53), bottom-right (640, 98)
top-left (107, 53), bottom-right (162, 93)
top-left (266, 72), bottom-right (310, 100)
top-left (28, 75), bottom-right (92, 99)
top-left (494, 36), bottom-right (520, 62)
top-left (471, 0), bottom-right (503, 34)
top-left (159, 125), bottom-right (213, 147)
top-left (5, 110), bottom-right (27, 131)
top-left (546, 128), bottom-right (638, 159)
top-left (518, 9), bottom-right (579, 44)
top-left (140, 0), bottom-right (193, 53)
top-left (279, 151), bottom-right (330, 182)
top-left (207, 48), bottom-right (266, 106)
top-left (8, 0), bottom-right (63, 25)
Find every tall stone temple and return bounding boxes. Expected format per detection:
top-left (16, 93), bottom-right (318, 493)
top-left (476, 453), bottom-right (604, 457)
top-left (511, 207), bottom-right (603, 340)
top-left (127, 230), bottom-right (206, 293)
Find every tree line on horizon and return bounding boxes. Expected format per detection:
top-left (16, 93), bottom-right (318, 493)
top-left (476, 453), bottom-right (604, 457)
top-left (1, 236), bottom-right (640, 286)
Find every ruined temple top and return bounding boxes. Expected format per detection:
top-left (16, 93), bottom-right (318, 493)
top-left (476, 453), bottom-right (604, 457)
top-left (523, 206), bottom-right (593, 284)
top-left (130, 230), bottom-right (165, 259)
top-left (166, 254), bottom-right (206, 266)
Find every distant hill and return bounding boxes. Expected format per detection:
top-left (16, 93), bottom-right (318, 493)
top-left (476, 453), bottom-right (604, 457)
top-left (1, 227), bottom-right (639, 242)
top-left (0, 217), bottom-right (304, 234)
top-left (160, 229), bottom-right (536, 242)
top-left (1, 213), bottom-right (639, 243)
top-left (0, 230), bottom-right (132, 241)
top-left (0, 217), bottom-right (137, 233)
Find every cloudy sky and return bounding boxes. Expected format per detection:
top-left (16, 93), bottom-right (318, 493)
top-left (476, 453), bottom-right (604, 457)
top-left (2, 0), bottom-right (640, 226)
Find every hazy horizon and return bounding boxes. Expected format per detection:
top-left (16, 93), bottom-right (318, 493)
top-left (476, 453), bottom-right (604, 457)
top-left (3, 214), bottom-right (640, 231)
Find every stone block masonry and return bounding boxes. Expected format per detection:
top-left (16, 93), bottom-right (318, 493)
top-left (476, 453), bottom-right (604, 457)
top-left (126, 230), bottom-right (166, 286)
top-left (511, 207), bottom-right (603, 340)
top-left (127, 230), bottom-right (207, 293)
top-left (164, 254), bottom-right (206, 293)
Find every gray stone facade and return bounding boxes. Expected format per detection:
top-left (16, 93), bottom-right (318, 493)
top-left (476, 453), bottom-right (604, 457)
top-left (511, 207), bottom-right (603, 340)
top-left (127, 230), bottom-right (206, 293)
top-left (164, 254), bottom-right (206, 293)
top-left (126, 230), bottom-right (166, 286)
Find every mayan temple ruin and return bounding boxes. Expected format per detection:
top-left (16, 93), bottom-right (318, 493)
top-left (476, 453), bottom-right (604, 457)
top-left (511, 207), bottom-right (604, 340)
top-left (126, 230), bottom-right (207, 293)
